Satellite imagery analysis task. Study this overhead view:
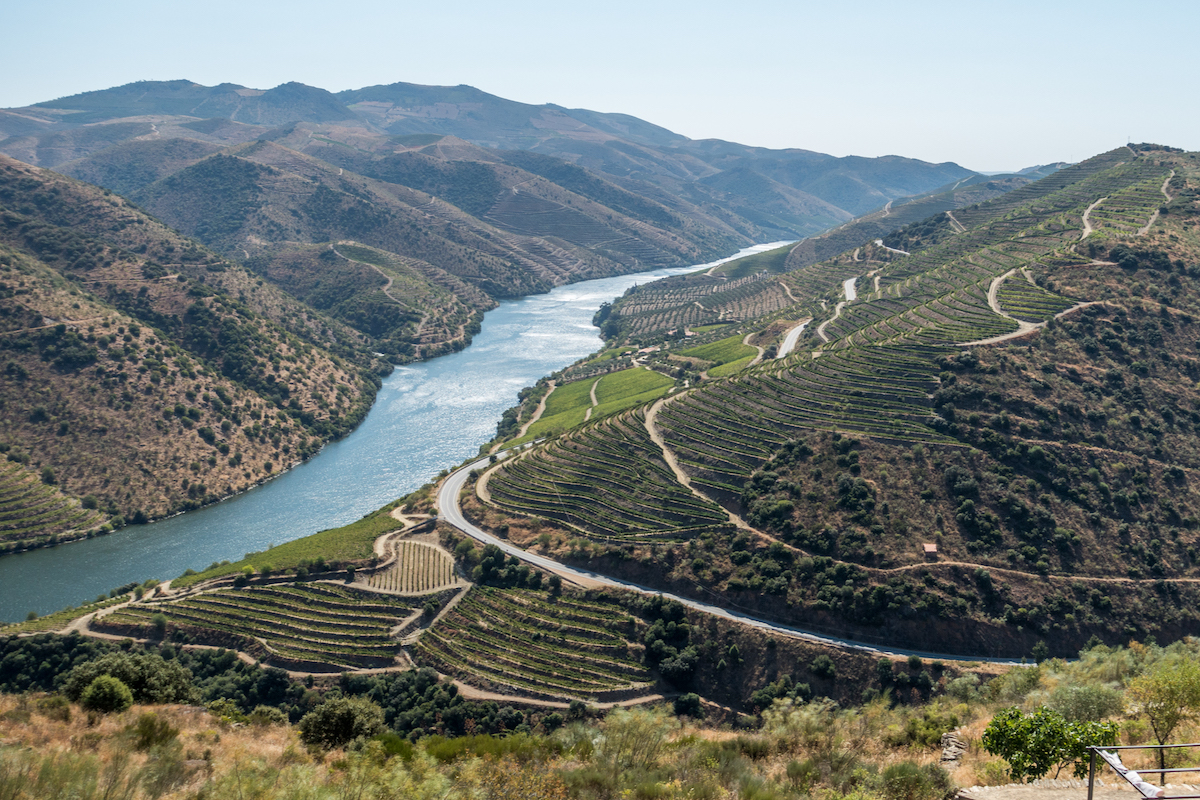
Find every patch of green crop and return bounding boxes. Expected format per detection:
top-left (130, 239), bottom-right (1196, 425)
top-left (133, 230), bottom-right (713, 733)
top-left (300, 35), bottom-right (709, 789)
top-left (594, 368), bottom-right (672, 405)
top-left (542, 379), bottom-right (596, 418)
top-left (709, 243), bottom-right (794, 278)
top-left (708, 354), bottom-right (756, 378)
top-left (0, 594), bottom-right (130, 635)
top-left (679, 334), bottom-right (756, 366)
top-left (173, 508), bottom-right (403, 588)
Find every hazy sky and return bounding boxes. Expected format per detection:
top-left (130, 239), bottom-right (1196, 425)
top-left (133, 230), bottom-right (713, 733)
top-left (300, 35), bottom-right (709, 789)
top-left (4, 0), bottom-right (1197, 172)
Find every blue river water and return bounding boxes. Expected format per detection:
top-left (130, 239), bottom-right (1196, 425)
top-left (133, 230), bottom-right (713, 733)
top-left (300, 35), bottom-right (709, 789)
top-left (0, 243), bottom-right (789, 621)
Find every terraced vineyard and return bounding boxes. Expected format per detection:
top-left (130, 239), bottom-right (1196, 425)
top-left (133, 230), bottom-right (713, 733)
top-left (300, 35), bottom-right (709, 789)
top-left (996, 274), bottom-right (1076, 322)
top-left (1085, 173), bottom-right (1172, 235)
top-left (95, 583), bottom-right (418, 669)
top-left (0, 461), bottom-right (107, 554)
top-left (947, 148), bottom-right (1133, 230)
top-left (0, 594), bottom-right (129, 635)
top-left (678, 334), bottom-right (757, 367)
top-left (413, 587), bottom-right (652, 701)
top-left (613, 272), bottom-right (794, 337)
top-left (660, 345), bottom-right (953, 492)
top-left (366, 540), bottom-right (458, 594)
top-left (486, 408), bottom-right (731, 541)
top-left (480, 148), bottom-right (1181, 553)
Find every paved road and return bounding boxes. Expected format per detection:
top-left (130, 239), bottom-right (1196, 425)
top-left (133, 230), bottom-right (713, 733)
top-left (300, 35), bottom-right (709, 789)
top-left (437, 455), bottom-right (1027, 664)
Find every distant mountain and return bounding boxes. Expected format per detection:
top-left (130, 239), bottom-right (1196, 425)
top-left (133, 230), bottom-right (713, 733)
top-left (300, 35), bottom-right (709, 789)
top-left (2, 79), bottom-right (976, 241)
top-left (0, 79), bottom-right (991, 365)
top-left (29, 80), bottom-right (358, 126)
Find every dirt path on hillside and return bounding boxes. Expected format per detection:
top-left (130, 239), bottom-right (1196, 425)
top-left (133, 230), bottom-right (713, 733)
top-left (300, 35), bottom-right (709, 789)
top-left (584, 377), bottom-right (600, 421)
top-left (644, 395), bottom-right (752, 533)
top-left (1080, 197), bottom-right (1107, 240)
top-left (815, 303), bottom-right (843, 343)
top-left (781, 281), bottom-right (798, 304)
top-left (946, 210), bottom-right (967, 233)
top-left (397, 585), bottom-right (470, 644)
top-left (0, 316), bottom-right (106, 336)
top-left (866, 268), bottom-right (883, 295)
top-left (958, 297), bottom-right (1108, 347)
top-left (331, 244), bottom-right (399, 306)
top-left (492, 381), bottom-right (555, 453)
top-left (743, 333), bottom-right (765, 366)
top-left (1138, 170), bottom-right (1175, 235)
top-left (874, 238), bottom-right (910, 256)
top-left (331, 243), bottom-right (434, 344)
top-left (883, 555), bottom-right (1200, 585)
top-left (379, 514), bottom-right (434, 561)
top-left (475, 456), bottom-right (507, 504)
top-left (816, 277), bottom-right (858, 343)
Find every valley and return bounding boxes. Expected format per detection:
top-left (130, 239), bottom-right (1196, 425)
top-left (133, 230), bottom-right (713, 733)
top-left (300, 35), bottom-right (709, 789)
top-left (9, 143), bottom-right (1200, 689)
top-left (4, 77), bottom-right (1200, 800)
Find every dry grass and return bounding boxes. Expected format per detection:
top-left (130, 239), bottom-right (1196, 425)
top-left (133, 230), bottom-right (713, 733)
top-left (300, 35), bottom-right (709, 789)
top-left (0, 694), bottom-right (308, 799)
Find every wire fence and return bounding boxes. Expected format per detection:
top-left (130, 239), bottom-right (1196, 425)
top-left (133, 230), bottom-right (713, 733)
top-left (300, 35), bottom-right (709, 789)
top-left (1088, 743), bottom-right (1200, 800)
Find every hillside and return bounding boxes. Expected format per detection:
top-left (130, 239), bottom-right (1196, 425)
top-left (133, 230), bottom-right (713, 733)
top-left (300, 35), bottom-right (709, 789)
top-left (0, 156), bottom-right (383, 550)
top-left (469, 144), bottom-right (1200, 658)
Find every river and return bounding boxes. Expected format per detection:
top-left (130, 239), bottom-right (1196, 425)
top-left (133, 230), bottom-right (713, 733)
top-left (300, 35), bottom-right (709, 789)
top-left (0, 243), bottom-right (792, 621)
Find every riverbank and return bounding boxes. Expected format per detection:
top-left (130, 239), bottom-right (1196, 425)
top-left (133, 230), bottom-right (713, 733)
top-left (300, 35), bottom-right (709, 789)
top-left (0, 245), bottom-right (783, 622)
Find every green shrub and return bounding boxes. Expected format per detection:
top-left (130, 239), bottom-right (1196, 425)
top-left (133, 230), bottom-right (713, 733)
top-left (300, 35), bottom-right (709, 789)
top-left (248, 705), bottom-right (289, 727)
top-left (734, 735), bottom-right (772, 760)
top-left (206, 698), bottom-right (248, 725)
top-left (80, 675), bottom-right (133, 714)
top-left (35, 694), bottom-right (71, 722)
top-left (810, 655), bottom-right (837, 680)
top-left (126, 712), bottom-right (179, 751)
top-left (886, 704), bottom-right (962, 748)
top-left (373, 731), bottom-right (414, 761)
top-left (596, 706), bottom-right (678, 775)
top-left (786, 758), bottom-right (820, 792)
top-left (1047, 684), bottom-right (1123, 722)
top-left (63, 651), bottom-right (195, 705)
top-left (882, 761), bottom-right (955, 800)
top-left (298, 696), bottom-right (385, 749)
top-left (674, 693), bottom-right (704, 718)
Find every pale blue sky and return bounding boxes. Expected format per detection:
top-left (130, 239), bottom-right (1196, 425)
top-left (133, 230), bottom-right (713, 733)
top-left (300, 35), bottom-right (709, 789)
top-left (4, 0), bottom-right (1196, 171)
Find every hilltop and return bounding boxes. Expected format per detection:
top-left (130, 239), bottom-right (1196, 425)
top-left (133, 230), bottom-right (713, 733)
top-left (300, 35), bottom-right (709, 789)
top-left (0, 156), bottom-right (383, 551)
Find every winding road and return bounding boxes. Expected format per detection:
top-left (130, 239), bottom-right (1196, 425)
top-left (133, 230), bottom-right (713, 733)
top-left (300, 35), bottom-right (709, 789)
top-left (874, 239), bottom-right (911, 257)
top-left (436, 453), bottom-right (1026, 664)
top-left (815, 277), bottom-right (858, 343)
top-left (957, 269), bottom-right (1107, 348)
top-left (775, 319), bottom-right (811, 359)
